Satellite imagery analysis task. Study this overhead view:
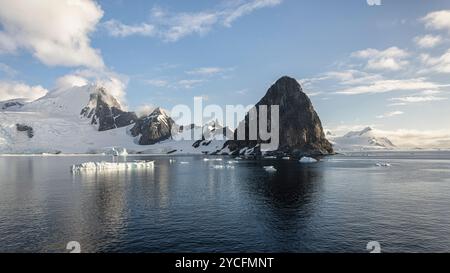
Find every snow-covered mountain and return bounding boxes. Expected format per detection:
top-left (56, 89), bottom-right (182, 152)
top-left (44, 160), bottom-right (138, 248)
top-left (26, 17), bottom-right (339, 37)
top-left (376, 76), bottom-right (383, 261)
top-left (329, 127), bottom-right (396, 151)
top-left (0, 85), bottom-right (231, 154)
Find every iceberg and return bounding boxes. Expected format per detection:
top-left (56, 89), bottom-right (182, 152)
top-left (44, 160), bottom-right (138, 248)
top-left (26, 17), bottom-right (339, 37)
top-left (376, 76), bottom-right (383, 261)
top-left (263, 166), bottom-right (277, 172)
top-left (212, 165), bottom-right (235, 169)
top-left (227, 160), bottom-right (239, 164)
top-left (299, 157), bottom-right (318, 163)
top-left (203, 158), bottom-right (223, 162)
top-left (376, 162), bottom-right (391, 167)
top-left (71, 161), bottom-right (154, 172)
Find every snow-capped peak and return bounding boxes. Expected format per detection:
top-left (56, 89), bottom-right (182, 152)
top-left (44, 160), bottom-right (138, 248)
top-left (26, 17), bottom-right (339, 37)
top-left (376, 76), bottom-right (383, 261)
top-left (330, 127), bottom-right (396, 151)
top-left (343, 126), bottom-right (374, 138)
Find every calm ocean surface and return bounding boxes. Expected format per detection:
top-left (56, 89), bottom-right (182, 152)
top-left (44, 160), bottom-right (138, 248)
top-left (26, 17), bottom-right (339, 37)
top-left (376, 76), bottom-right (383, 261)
top-left (0, 151), bottom-right (449, 253)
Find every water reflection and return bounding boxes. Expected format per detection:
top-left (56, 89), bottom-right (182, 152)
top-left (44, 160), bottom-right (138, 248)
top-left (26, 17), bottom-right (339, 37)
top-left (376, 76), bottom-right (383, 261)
top-left (1, 154), bottom-right (450, 252)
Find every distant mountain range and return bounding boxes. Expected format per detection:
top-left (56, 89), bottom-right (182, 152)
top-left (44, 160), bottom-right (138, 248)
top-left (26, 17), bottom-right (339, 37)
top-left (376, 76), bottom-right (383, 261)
top-left (328, 127), bottom-right (397, 151)
top-left (0, 76), bottom-right (333, 157)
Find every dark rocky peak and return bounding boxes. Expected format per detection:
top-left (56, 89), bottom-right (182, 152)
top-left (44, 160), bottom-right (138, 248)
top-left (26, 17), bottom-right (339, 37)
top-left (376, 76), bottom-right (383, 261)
top-left (224, 76), bottom-right (333, 157)
top-left (130, 108), bottom-right (177, 145)
top-left (344, 127), bottom-right (373, 138)
top-left (360, 127), bottom-right (373, 135)
top-left (80, 86), bottom-right (137, 131)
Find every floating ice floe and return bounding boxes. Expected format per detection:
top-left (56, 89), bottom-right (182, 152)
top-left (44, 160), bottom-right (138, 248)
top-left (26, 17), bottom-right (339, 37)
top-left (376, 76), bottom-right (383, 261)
top-left (282, 157), bottom-right (290, 160)
top-left (263, 166), bottom-right (277, 172)
top-left (180, 161), bottom-right (190, 165)
top-left (212, 165), bottom-right (235, 169)
top-left (203, 158), bottom-right (223, 162)
top-left (264, 156), bottom-right (277, 159)
top-left (227, 160), bottom-right (239, 164)
top-left (299, 157), bottom-right (318, 163)
top-left (71, 161), bottom-right (154, 172)
top-left (376, 162), bottom-right (391, 167)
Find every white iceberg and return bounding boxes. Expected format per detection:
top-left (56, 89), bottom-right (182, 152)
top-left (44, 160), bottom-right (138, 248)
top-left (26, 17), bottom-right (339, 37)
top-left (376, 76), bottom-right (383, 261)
top-left (203, 158), bottom-right (223, 162)
top-left (299, 157), bottom-right (318, 163)
top-left (212, 165), bottom-right (235, 169)
top-left (71, 161), bottom-right (154, 172)
top-left (227, 160), bottom-right (239, 164)
top-left (263, 166), bottom-right (277, 172)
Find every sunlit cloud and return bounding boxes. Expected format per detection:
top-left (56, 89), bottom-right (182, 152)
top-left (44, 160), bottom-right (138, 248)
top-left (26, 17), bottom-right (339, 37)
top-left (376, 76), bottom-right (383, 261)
top-left (104, 0), bottom-right (283, 42)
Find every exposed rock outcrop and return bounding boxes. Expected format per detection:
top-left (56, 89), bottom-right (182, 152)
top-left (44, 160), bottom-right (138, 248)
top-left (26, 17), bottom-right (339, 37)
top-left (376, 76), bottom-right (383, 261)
top-left (224, 76), bottom-right (333, 157)
top-left (2, 100), bottom-right (25, 110)
top-left (80, 87), bottom-right (137, 131)
top-left (130, 108), bottom-right (176, 145)
top-left (16, 124), bottom-right (34, 138)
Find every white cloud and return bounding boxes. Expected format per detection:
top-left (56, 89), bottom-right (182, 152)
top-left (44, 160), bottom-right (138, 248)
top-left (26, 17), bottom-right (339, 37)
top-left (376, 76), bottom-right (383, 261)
top-left (136, 104), bottom-right (156, 118)
top-left (421, 90), bottom-right (442, 95)
top-left (414, 34), bottom-right (443, 48)
top-left (422, 10), bottom-right (450, 32)
top-left (54, 74), bottom-right (89, 90)
top-left (376, 128), bottom-right (450, 148)
top-left (222, 0), bottom-right (283, 27)
top-left (161, 11), bottom-right (220, 42)
top-left (376, 111), bottom-right (404, 119)
top-left (186, 66), bottom-right (233, 76)
top-left (419, 49), bottom-right (450, 74)
top-left (351, 47), bottom-right (409, 71)
top-left (105, 1), bottom-right (282, 42)
top-left (0, 81), bottom-right (48, 101)
top-left (178, 79), bottom-right (205, 89)
top-left (235, 88), bottom-right (249, 95)
top-left (103, 20), bottom-right (156, 37)
top-left (389, 95), bottom-right (447, 103)
top-left (327, 125), bottom-right (450, 148)
top-left (55, 69), bottom-right (129, 106)
top-left (299, 70), bottom-right (383, 96)
top-left (0, 0), bottom-right (104, 68)
top-left (337, 78), bottom-right (443, 95)
top-left (325, 70), bottom-right (383, 85)
top-left (144, 79), bottom-right (169, 88)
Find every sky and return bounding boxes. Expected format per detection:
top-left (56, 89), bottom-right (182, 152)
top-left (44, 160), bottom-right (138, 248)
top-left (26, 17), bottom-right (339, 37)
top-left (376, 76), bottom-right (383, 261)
top-left (1, 0), bottom-right (450, 146)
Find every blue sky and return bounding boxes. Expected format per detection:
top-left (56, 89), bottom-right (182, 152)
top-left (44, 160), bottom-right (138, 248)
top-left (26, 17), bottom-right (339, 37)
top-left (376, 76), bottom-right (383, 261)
top-left (1, 0), bottom-right (450, 140)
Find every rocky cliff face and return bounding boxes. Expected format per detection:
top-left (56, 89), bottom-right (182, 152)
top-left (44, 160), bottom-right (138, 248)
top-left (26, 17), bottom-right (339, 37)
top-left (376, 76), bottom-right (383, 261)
top-left (130, 108), bottom-right (176, 145)
top-left (224, 76), bottom-right (333, 157)
top-left (80, 87), bottom-right (137, 131)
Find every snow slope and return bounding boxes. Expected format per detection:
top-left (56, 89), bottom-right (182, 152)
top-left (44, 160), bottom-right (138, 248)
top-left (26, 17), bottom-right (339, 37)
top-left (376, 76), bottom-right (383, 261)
top-left (329, 127), bottom-right (396, 151)
top-left (0, 85), bottom-right (230, 154)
